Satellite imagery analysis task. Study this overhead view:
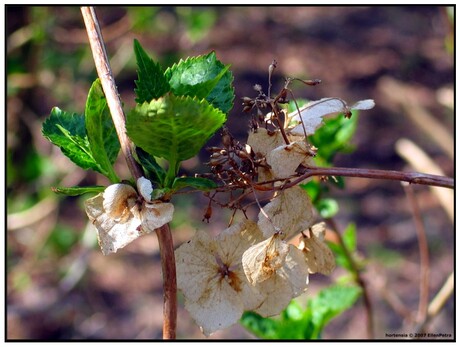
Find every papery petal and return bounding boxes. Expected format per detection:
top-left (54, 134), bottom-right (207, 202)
top-left (85, 193), bottom-right (144, 255)
top-left (247, 128), bottom-right (285, 157)
top-left (242, 233), bottom-right (289, 285)
top-left (141, 202), bottom-right (174, 232)
top-left (250, 274), bottom-right (294, 317)
top-left (176, 230), bottom-right (219, 302)
top-left (299, 222), bottom-right (336, 275)
top-left (278, 246), bottom-right (310, 297)
top-left (184, 275), bottom-right (245, 336)
top-left (137, 176), bottom-right (153, 202)
top-left (266, 141), bottom-right (315, 179)
top-left (258, 186), bottom-right (314, 238)
top-left (102, 184), bottom-right (137, 222)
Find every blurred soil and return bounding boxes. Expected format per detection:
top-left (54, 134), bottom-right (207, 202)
top-left (6, 6), bottom-right (454, 340)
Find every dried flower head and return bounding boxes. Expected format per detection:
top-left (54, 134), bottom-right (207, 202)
top-left (85, 178), bottom-right (174, 255)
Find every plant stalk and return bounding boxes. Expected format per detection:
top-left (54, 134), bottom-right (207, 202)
top-left (292, 166), bottom-right (454, 189)
top-left (81, 7), bottom-right (177, 339)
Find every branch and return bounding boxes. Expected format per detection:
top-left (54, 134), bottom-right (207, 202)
top-left (402, 183), bottom-right (430, 324)
top-left (155, 224), bottom-right (177, 339)
top-left (293, 166), bottom-right (454, 189)
top-left (81, 7), bottom-right (177, 339)
top-left (81, 7), bottom-right (143, 181)
top-left (326, 218), bottom-right (374, 339)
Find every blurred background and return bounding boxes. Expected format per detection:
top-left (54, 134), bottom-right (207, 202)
top-left (6, 6), bottom-right (454, 340)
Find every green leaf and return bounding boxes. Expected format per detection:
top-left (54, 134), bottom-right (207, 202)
top-left (205, 66), bottom-right (234, 114)
top-left (42, 107), bottom-right (100, 172)
top-left (172, 176), bottom-right (217, 191)
top-left (135, 147), bottom-right (166, 186)
top-left (240, 311), bottom-right (280, 339)
top-left (134, 39), bottom-right (170, 103)
top-left (342, 223), bottom-right (357, 252)
top-left (85, 79), bottom-right (120, 183)
top-left (126, 94), bottom-right (226, 186)
top-left (328, 223), bottom-right (357, 272)
top-left (241, 285), bottom-right (361, 340)
top-left (316, 198), bottom-right (339, 218)
top-left (309, 111), bottom-right (359, 164)
top-left (51, 185), bottom-right (105, 196)
top-left (164, 51), bottom-right (231, 102)
top-left (307, 284), bottom-right (362, 338)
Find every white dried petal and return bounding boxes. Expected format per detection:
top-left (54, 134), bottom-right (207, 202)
top-left (249, 246), bottom-right (309, 316)
top-left (142, 202), bottom-right (174, 233)
top-left (258, 186), bottom-right (314, 238)
top-left (278, 246), bottom-right (310, 297)
top-left (266, 141), bottom-right (315, 179)
top-left (85, 193), bottom-right (144, 255)
top-left (242, 233), bottom-right (289, 285)
top-left (137, 176), bottom-right (153, 202)
top-left (299, 222), bottom-right (336, 275)
top-left (289, 97), bottom-right (375, 136)
top-left (250, 274), bottom-right (294, 317)
top-left (102, 183), bottom-right (137, 222)
top-left (184, 278), bottom-right (245, 336)
top-left (247, 128), bottom-right (285, 157)
top-left (351, 99), bottom-right (375, 110)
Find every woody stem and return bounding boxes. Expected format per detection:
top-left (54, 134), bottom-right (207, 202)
top-left (81, 7), bottom-right (177, 339)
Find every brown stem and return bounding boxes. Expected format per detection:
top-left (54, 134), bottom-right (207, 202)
top-left (293, 166), bottom-right (454, 189)
top-left (327, 218), bottom-right (374, 339)
top-left (155, 223), bottom-right (177, 339)
top-left (81, 7), bottom-right (177, 339)
top-left (81, 7), bottom-right (143, 180)
top-left (402, 183), bottom-right (430, 324)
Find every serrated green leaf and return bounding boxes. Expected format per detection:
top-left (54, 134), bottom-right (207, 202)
top-left (126, 94), bottom-right (226, 186)
top-left (51, 185), bottom-right (105, 196)
top-left (172, 176), bottom-right (217, 191)
top-left (42, 107), bottom-right (101, 172)
top-left (134, 39), bottom-right (170, 103)
top-left (206, 66), bottom-right (234, 114)
top-left (307, 284), bottom-right (361, 338)
top-left (135, 147), bottom-right (166, 186)
top-left (164, 51), bottom-right (231, 101)
top-left (85, 79), bottom-right (120, 183)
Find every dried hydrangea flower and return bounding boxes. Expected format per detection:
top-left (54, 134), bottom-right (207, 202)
top-left (85, 177), bottom-right (174, 255)
top-left (298, 222), bottom-right (336, 275)
top-left (175, 220), bottom-right (266, 336)
top-left (258, 186), bottom-right (314, 238)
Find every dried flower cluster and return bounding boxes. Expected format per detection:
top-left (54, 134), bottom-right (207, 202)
top-left (175, 95), bottom-right (374, 335)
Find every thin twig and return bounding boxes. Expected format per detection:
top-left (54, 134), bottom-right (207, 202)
top-left (326, 218), bottom-right (374, 339)
top-left (414, 272), bottom-right (454, 333)
top-left (81, 7), bottom-right (143, 181)
top-left (292, 166), bottom-right (454, 189)
top-left (81, 7), bottom-right (177, 339)
top-left (402, 183), bottom-right (430, 325)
